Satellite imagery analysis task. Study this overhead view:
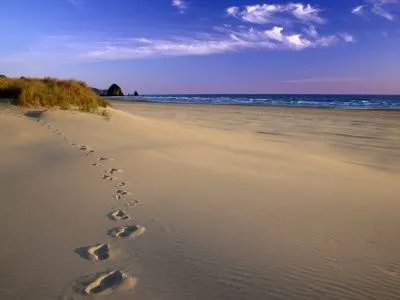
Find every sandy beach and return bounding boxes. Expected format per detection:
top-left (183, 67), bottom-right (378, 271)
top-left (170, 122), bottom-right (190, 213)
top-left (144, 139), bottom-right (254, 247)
top-left (1, 101), bottom-right (400, 300)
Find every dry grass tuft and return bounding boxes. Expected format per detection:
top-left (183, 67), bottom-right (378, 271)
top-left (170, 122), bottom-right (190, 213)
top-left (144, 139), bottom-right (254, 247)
top-left (0, 76), bottom-right (108, 111)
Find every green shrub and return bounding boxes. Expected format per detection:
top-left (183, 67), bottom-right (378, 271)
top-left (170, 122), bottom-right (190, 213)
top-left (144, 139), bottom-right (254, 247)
top-left (0, 76), bottom-right (108, 110)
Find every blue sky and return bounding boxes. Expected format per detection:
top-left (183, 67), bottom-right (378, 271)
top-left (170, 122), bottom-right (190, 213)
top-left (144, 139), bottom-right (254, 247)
top-left (0, 0), bottom-right (399, 94)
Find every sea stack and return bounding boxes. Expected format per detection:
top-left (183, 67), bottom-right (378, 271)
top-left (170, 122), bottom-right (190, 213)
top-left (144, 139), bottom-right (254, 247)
top-left (106, 83), bottom-right (124, 96)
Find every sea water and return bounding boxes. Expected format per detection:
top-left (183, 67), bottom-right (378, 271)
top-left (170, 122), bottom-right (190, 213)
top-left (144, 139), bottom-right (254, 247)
top-left (117, 94), bottom-right (400, 109)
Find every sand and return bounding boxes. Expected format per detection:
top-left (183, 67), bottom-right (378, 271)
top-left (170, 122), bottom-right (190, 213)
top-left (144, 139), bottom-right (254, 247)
top-left (0, 102), bottom-right (400, 299)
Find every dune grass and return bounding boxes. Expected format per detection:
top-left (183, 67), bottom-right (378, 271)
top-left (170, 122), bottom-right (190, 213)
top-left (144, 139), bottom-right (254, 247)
top-left (0, 76), bottom-right (108, 112)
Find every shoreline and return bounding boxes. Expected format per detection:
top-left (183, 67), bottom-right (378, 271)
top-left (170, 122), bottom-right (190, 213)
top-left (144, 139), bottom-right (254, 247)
top-left (109, 99), bottom-right (400, 121)
top-left (107, 98), bottom-right (400, 112)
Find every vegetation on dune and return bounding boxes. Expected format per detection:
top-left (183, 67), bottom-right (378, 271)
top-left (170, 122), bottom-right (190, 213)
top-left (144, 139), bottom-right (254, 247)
top-left (0, 76), bottom-right (108, 111)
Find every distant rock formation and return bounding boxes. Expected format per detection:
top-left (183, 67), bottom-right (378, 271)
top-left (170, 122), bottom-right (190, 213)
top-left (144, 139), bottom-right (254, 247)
top-left (106, 84), bottom-right (124, 96)
top-left (127, 91), bottom-right (140, 97)
top-left (91, 87), bottom-right (107, 96)
top-left (0, 75), bottom-right (7, 78)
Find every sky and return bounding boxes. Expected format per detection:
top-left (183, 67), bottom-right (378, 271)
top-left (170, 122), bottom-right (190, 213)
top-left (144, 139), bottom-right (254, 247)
top-left (0, 0), bottom-right (399, 94)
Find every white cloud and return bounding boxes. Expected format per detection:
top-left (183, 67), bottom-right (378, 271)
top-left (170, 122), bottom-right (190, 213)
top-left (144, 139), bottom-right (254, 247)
top-left (288, 3), bottom-right (324, 23)
top-left (339, 33), bottom-right (355, 42)
top-left (226, 2), bottom-right (325, 25)
top-left (80, 26), bottom-right (341, 59)
top-left (371, 2), bottom-right (396, 20)
top-left (227, 4), bottom-right (283, 24)
top-left (226, 7), bottom-right (239, 16)
top-left (264, 26), bottom-right (285, 41)
top-left (286, 34), bottom-right (312, 49)
top-left (82, 38), bottom-right (241, 60)
top-left (351, 5), bottom-right (365, 15)
top-left (303, 25), bottom-right (318, 38)
top-left (1, 1), bottom-right (357, 65)
top-left (263, 26), bottom-right (311, 49)
top-left (172, 0), bottom-right (187, 13)
top-left (352, 0), bottom-right (399, 21)
top-left (0, 25), bottom-right (348, 65)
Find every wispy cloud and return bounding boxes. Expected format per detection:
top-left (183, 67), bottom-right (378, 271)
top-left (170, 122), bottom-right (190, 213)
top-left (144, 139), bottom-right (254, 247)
top-left (81, 23), bottom-right (352, 61)
top-left (371, 0), bottom-right (397, 20)
top-left (226, 3), bottom-right (325, 25)
top-left (0, 24), bottom-right (352, 64)
top-left (282, 77), bottom-right (364, 84)
top-left (0, 3), bottom-right (356, 64)
top-left (67, 0), bottom-right (84, 9)
top-left (352, 0), bottom-right (399, 21)
top-left (290, 3), bottom-right (325, 23)
top-left (172, 0), bottom-right (187, 13)
top-left (264, 26), bottom-right (312, 49)
top-left (339, 33), bottom-right (355, 42)
top-left (351, 5), bottom-right (365, 15)
top-left (303, 25), bottom-right (318, 38)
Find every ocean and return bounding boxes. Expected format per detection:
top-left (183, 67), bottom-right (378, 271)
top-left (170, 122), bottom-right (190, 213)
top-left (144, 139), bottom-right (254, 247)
top-left (117, 94), bottom-right (400, 109)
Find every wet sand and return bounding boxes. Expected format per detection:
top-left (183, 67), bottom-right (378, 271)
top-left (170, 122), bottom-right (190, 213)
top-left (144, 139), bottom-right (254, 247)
top-left (0, 102), bottom-right (400, 299)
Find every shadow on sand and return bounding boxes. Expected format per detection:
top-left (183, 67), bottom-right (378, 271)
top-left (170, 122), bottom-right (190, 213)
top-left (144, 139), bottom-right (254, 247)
top-left (24, 110), bottom-right (45, 119)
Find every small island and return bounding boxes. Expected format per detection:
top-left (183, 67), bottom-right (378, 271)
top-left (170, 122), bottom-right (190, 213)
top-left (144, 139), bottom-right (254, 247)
top-left (106, 83), bottom-right (124, 96)
top-left (92, 84), bottom-right (140, 97)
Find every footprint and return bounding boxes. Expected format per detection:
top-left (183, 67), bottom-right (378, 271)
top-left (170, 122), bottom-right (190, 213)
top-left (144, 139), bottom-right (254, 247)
top-left (80, 270), bottom-right (137, 296)
top-left (115, 181), bottom-right (128, 188)
top-left (109, 225), bottom-right (145, 239)
top-left (124, 200), bottom-right (140, 208)
top-left (55, 130), bottom-right (64, 136)
top-left (79, 145), bottom-right (88, 151)
top-left (86, 150), bottom-right (95, 156)
top-left (92, 162), bottom-right (104, 167)
top-left (75, 244), bottom-right (111, 261)
top-left (87, 244), bottom-right (110, 261)
top-left (114, 190), bottom-right (132, 200)
top-left (98, 156), bottom-right (114, 161)
top-left (102, 174), bottom-right (117, 181)
top-left (116, 189), bottom-right (130, 195)
top-left (109, 209), bottom-right (130, 221)
top-left (107, 168), bottom-right (123, 175)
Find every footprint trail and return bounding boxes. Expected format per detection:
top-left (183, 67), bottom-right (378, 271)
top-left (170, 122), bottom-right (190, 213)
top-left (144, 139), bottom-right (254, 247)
top-left (109, 225), bottom-right (146, 239)
top-left (34, 118), bottom-right (147, 297)
top-left (109, 209), bottom-right (131, 221)
top-left (75, 244), bottom-right (111, 261)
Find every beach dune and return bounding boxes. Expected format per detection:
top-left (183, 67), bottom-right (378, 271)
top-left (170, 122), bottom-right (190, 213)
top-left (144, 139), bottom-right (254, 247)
top-left (0, 102), bottom-right (400, 299)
